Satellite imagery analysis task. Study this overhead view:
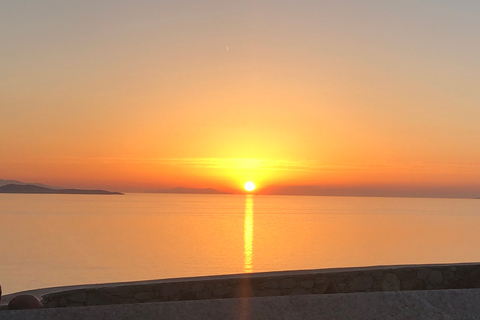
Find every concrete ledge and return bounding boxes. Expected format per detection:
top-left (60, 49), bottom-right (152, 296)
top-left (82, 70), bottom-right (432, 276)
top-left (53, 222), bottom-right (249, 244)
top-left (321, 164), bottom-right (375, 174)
top-left (3, 289), bottom-right (480, 320)
top-left (40, 263), bottom-right (480, 307)
top-left (3, 262), bottom-right (480, 309)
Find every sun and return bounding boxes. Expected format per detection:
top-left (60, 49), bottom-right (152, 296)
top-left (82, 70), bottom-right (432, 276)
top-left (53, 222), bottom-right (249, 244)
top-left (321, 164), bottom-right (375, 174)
top-left (244, 181), bottom-right (256, 192)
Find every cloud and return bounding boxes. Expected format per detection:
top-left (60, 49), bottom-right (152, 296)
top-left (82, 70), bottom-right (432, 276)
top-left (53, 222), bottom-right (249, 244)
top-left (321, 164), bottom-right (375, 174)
top-left (33, 156), bottom-right (480, 174)
top-left (158, 158), bottom-right (319, 171)
top-left (159, 158), bottom-right (399, 172)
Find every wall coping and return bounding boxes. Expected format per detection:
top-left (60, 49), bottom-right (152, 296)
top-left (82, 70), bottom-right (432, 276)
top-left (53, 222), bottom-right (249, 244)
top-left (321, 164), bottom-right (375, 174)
top-left (3, 262), bottom-right (480, 307)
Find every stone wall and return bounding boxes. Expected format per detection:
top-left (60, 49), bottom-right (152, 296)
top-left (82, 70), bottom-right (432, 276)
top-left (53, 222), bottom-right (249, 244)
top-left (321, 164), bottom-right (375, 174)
top-left (41, 263), bottom-right (480, 308)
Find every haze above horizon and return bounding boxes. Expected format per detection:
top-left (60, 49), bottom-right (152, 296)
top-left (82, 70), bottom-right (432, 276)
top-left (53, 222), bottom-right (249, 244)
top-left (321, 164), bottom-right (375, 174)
top-left (2, 1), bottom-right (480, 197)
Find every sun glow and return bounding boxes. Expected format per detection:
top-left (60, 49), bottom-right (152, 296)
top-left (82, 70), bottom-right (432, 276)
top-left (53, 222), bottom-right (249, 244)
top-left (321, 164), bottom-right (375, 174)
top-left (244, 181), bottom-right (256, 192)
top-left (244, 195), bottom-right (254, 273)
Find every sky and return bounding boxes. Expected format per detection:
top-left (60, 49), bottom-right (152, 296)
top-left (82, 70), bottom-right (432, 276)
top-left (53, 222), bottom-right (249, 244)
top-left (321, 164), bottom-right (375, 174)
top-left (1, 1), bottom-right (480, 196)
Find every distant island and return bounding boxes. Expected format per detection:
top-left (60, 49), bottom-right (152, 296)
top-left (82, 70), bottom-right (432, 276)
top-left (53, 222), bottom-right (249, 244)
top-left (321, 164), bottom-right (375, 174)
top-left (0, 184), bottom-right (123, 195)
top-left (0, 179), bottom-right (53, 189)
top-left (153, 187), bottom-right (230, 195)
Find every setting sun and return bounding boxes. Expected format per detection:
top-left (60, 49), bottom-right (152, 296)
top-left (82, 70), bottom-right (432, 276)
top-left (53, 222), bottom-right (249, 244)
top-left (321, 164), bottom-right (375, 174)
top-left (244, 181), bottom-right (256, 192)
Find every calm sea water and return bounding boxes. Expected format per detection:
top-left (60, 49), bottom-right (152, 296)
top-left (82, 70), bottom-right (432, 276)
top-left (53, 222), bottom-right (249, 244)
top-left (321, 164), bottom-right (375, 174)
top-left (1, 193), bottom-right (480, 295)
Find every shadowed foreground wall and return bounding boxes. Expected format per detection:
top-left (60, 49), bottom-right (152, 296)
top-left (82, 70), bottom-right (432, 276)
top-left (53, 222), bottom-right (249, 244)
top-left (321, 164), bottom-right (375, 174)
top-left (38, 263), bottom-right (480, 308)
top-left (5, 289), bottom-right (480, 320)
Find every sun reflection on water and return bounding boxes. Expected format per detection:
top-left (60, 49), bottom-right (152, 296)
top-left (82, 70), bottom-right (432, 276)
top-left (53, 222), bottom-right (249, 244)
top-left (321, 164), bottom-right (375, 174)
top-left (244, 195), bottom-right (254, 273)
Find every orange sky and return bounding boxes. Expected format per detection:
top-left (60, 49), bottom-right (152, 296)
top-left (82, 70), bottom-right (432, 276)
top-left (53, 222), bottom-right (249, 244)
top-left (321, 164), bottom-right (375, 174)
top-left (1, 1), bottom-right (480, 196)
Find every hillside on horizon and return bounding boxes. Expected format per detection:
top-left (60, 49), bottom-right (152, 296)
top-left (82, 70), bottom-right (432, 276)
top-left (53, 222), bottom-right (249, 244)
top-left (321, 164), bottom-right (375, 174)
top-left (1, 179), bottom-right (478, 199)
top-left (0, 183), bottom-right (123, 195)
top-left (152, 187), bottom-right (231, 195)
top-left (0, 179), bottom-right (55, 189)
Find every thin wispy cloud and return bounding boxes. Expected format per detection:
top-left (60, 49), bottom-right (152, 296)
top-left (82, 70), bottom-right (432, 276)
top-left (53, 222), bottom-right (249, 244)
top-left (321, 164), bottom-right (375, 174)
top-left (36, 156), bottom-right (323, 171)
top-left (34, 156), bottom-right (480, 173)
top-left (161, 158), bottom-right (318, 171)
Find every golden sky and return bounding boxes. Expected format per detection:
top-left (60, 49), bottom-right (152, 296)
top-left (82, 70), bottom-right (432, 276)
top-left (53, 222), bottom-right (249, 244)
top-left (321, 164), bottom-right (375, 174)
top-left (1, 1), bottom-right (480, 196)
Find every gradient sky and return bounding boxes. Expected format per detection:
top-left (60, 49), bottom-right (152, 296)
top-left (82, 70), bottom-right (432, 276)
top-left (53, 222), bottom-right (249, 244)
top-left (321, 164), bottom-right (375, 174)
top-left (2, 1), bottom-right (480, 195)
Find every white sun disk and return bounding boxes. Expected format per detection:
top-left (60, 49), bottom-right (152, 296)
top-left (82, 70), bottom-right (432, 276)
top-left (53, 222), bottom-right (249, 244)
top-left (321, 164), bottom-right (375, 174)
top-left (244, 181), bottom-right (255, 192)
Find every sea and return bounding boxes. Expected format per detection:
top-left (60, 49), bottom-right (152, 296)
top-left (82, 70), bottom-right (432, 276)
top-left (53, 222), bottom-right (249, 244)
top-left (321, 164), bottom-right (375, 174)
top-left (1, 193), bottom-right (480, 295)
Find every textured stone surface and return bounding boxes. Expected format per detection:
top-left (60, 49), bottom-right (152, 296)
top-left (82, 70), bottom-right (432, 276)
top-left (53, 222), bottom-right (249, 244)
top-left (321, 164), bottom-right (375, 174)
top-left (381, 273), bottom-right (400, 291)
top-left (401, 278), bottom-right (423, 290)
top-left (67, 293), bottom-right (86, 304)
top-left (85, 291), bottom-right (121, 306)
top-left (4, 289), bottom-right (480, 320)
top-left (8, 295), bottom-right (43, 310)
top-left (262, 280), bottom-right (279, 289)
top-left (133, 292), bottom-right (155, 301)
top-left (213, 286), bottom-right (231, 297)
top-left (196, 290), bottom-right (212, 300)
top-left (428, 270), bottom-right (443, 285)
top-left (6, 263), bottom-right (480, 309)
top-left (290, 287), bottom-right (311, 295)
top-left (347, 275), bottom-right (374, 292)
top-left (280, 278), bottom-right (296, 289)
top-left (255, 289), bottom-right (281, 297)
top-left (300, 280), bottom-right (314, 289)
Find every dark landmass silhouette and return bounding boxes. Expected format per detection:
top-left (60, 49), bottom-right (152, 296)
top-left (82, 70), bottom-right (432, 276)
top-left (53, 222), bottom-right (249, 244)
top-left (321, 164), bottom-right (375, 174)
top-left (0, 179), bottom-right (54, 189)
top-left (0, 184), bottom-right (123, 195)
top-left (153, 187), bottom-right (231, 195)
top-left (1, 179), bottom-right (476, 198)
